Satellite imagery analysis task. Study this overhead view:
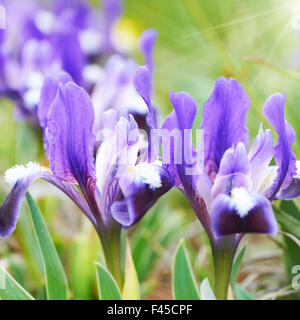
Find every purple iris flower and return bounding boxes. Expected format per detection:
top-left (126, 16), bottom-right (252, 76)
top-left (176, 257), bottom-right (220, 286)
top-left (0, 76), bottom-right (173, 284)
top-left (161, 77), bottom-right (299, 298)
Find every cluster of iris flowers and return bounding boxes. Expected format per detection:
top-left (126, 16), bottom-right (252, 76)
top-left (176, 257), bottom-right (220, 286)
top-left (0, 0), bottom-right (300, 300)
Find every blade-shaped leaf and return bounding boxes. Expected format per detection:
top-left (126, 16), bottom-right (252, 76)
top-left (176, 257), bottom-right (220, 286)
top-left (95, 262), bottom-right (122, 300)
top-left (231, 242), bottom-right (247, 283)
top-left (276, 202), bottom-right (300, 299)
top-left (172, 239), bottom-right (200, 300)
top-left (233, 283), bottom-right (255, 300)
top-left (200, 278), bottom-right (216, 300)
top-left (26, 193), bottom-right (68, 300)
top-left (122, 240), bottom-right (140, 300)
top-left (0, 267), bottom-right (34, 300)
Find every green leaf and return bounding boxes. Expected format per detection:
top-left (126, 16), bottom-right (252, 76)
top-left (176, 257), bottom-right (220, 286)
top-left (274, 204), bottom-right (300, 239)
top-left (276, 201), bottom-right (300, 299)
top-left (233, 284), bottom-right (255, 300)
top-left (172, 239), bottom-right (200, 300)
top-left (231, 242), bottom-right (247, 283)
top-left (26, 193), bottom-right (68, 300)
top-left (95, 262), bottom-right (122, 300)
top-left (122, 240), bottom-right (140, 300)
top-left (0, 267), bottom-right (34, 300)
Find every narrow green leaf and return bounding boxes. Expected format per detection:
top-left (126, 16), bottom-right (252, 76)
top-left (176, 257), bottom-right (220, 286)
top-left (172, 239), bottom-right (200, 300)
top-left (231, 242), bottom-right (247, 283)
top-left (274, 205), bottom-right (300, 239)
top-left (122, 240), bottom-right (140, 300)
top-left (26, 193), bottom-right (68, 300)
top-left (0, 267), bottom-right (34, 300)
top-left (233, 284), bottom-right (255, 300)
top-left (95, 262), bottom-right (122, 300)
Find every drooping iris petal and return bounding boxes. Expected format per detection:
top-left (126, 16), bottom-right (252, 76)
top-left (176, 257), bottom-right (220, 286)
top-left (46, 81), bottom-right (97, 211)
top-left (201, 77), bottom-right (250, 178)
top-left (139, 29), bottom-right (157, 70)
top-left (263, 93), bottom-right (297, 199)
top-left (211, 143), bottom-right (252, 199)
top-left (111, 163), bottom-right (174, 227)
top-left (0, 162), bottom-right (95, 238)
top-left (248, 125), bottom-right (274, 192)
top-left (211, 188), bottom-right (277, 237)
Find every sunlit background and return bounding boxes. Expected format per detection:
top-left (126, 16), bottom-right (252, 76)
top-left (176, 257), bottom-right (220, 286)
top-left (1, 0), bottom-right (300, 299)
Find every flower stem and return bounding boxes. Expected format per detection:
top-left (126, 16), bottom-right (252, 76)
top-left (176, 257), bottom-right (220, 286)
top-left (97, 222), bottom-right (123, 289)
top-left (212, 236), bottom-right (237, 300)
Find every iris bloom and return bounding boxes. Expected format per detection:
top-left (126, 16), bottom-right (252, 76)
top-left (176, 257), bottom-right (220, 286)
top-left (0, 77), bottom-right (173, 286)
top-left (162, 77), bottom-right (300, 299)
top-left (0, 0), bottom-right (122, 124)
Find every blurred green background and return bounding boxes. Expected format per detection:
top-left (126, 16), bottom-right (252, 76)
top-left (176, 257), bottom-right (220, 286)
top-left (1, 0), bottom-right (300, 299)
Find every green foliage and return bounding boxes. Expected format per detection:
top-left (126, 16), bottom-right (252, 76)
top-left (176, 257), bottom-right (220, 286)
top-left (95, 262), bottom-right (122, 300)
top-left (172, 239), bottom-right (200, 300)
top-left (0, 267), bottom-right (34, 300)
top-left (26, 193), bottom-right (68, 300)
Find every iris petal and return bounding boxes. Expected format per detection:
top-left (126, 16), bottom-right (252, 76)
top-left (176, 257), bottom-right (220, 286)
top-left (201, 77), bottom-right (250, 178)
top-left (111, 163), bottom-right (174, 228)
top-left (0, 163), bottom-right (95, 238)
top-left (211, 189), bottom-right (277, 237)
top-left (263, 93), bottom-right (297, 199)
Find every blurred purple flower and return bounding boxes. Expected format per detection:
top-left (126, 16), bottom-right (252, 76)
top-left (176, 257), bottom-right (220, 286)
top-left (0, 0), bottom-right (124, 125)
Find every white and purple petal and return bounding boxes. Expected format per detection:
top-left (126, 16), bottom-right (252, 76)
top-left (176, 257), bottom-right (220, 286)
top-left (211, 188), bottom-right (277, 237)
top-left (111, 163), bottom-right (174, 227)
top-left (0, 162), bottom-right (95, 238)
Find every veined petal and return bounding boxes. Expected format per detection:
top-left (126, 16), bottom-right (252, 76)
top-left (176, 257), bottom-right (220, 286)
top-left (263, 93), bottom-right (297, 199)
top-left (111, 163), bottom-right (174, 227)
top-left (248, 125), bottom-right (274, 192)
top-left (201, 77), bottom-right (250, 178)
top-left (0, 162), bottom-right (95, 238)
top-left (46, 82), bottom-right (98, 213)
top-left (211, 187), bottom-right (277, 237)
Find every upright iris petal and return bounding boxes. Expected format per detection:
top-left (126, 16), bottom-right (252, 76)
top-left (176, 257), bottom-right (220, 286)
top-left (201, 77), bottom-right (250, 178)
top-left (263, 93), bottom-right (297, 199)
top-left (46, 81), bottom-right (97, 212)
